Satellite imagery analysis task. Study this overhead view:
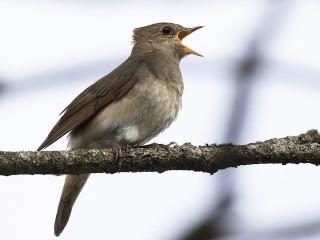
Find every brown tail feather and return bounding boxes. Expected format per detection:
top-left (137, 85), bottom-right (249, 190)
top-left (54, 174), bottom-right (90, 236)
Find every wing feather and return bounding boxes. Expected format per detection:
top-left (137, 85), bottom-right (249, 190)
top-left (37, 57), bottom-right (142, 150)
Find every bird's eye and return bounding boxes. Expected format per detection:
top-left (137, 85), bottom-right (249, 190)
top-left (162, 26), bottom-right (171, 35)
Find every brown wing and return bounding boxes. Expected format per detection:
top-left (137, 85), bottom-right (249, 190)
top-left (37, 57), bottom-right (143, 150)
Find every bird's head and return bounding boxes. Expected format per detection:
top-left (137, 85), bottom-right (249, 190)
top-left (133, 22), bottom-right (203, 59)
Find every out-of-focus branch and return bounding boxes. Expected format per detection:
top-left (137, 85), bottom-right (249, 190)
top-left (1, 130), bottom-right (320, 176)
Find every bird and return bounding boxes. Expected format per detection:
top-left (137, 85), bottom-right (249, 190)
top-left (37, 22), bottom-right (202, 236)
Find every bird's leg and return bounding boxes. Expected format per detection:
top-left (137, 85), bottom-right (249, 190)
top-left (141, 141), bottom-right (177, 159)
top-left (112, 142), bottom-right (123, 172)
top-left (95, 140), bottom-right (125, 172)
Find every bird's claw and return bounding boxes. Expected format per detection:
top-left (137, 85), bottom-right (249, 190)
top-left (96, 140), bottom-right (124, 172)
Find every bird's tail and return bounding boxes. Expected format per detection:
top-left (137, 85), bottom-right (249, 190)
top-left (54, 174), bottom-right (90, 236)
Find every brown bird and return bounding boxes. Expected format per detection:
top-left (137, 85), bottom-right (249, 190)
top-left (37, 22), bottom-right (202, 236)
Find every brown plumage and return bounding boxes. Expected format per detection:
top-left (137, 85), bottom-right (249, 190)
top-left (37, 60), bottom-right (141, 151)
top-left (37, 22), bottom-right (202, 236)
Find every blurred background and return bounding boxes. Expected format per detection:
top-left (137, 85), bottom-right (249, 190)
top-left (1, 0), bottom-right (320, 239)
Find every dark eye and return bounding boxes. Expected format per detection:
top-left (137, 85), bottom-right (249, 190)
top-left (162, 26), bottom-right (171, 35)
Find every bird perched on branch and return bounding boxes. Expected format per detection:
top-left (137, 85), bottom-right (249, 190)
top-left (37, 22), bottom-right (202, 236)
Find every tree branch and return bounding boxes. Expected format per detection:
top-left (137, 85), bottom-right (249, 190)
top-left (1, 130), bottom-right (320, 176)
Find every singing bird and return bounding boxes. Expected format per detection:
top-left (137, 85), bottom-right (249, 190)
top-left (37, 22), bottom-right (202, 236)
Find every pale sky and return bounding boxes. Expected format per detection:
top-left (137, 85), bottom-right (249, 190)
top-left (1, 1), bottom-right (320, 240)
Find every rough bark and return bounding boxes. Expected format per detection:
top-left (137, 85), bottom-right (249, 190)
top-left (1, 130), bottom-right (320, 176)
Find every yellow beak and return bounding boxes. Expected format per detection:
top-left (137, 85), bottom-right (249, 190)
top-left (177, 26), bottom-right (203, 57)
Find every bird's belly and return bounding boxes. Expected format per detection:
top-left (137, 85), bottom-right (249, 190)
top-left (69, 79), bottom-right (182, 148)
top-left (115, 80), bottom-right (182, 145)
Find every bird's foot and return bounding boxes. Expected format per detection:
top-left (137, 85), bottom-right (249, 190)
top-left (96, 140), bottom-right (126, 172)
top-left (142, 141), bottom-right (177, 159)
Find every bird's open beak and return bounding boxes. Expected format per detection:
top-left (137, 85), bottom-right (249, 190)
top-left (177, 26), bottom-right (203, 57)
